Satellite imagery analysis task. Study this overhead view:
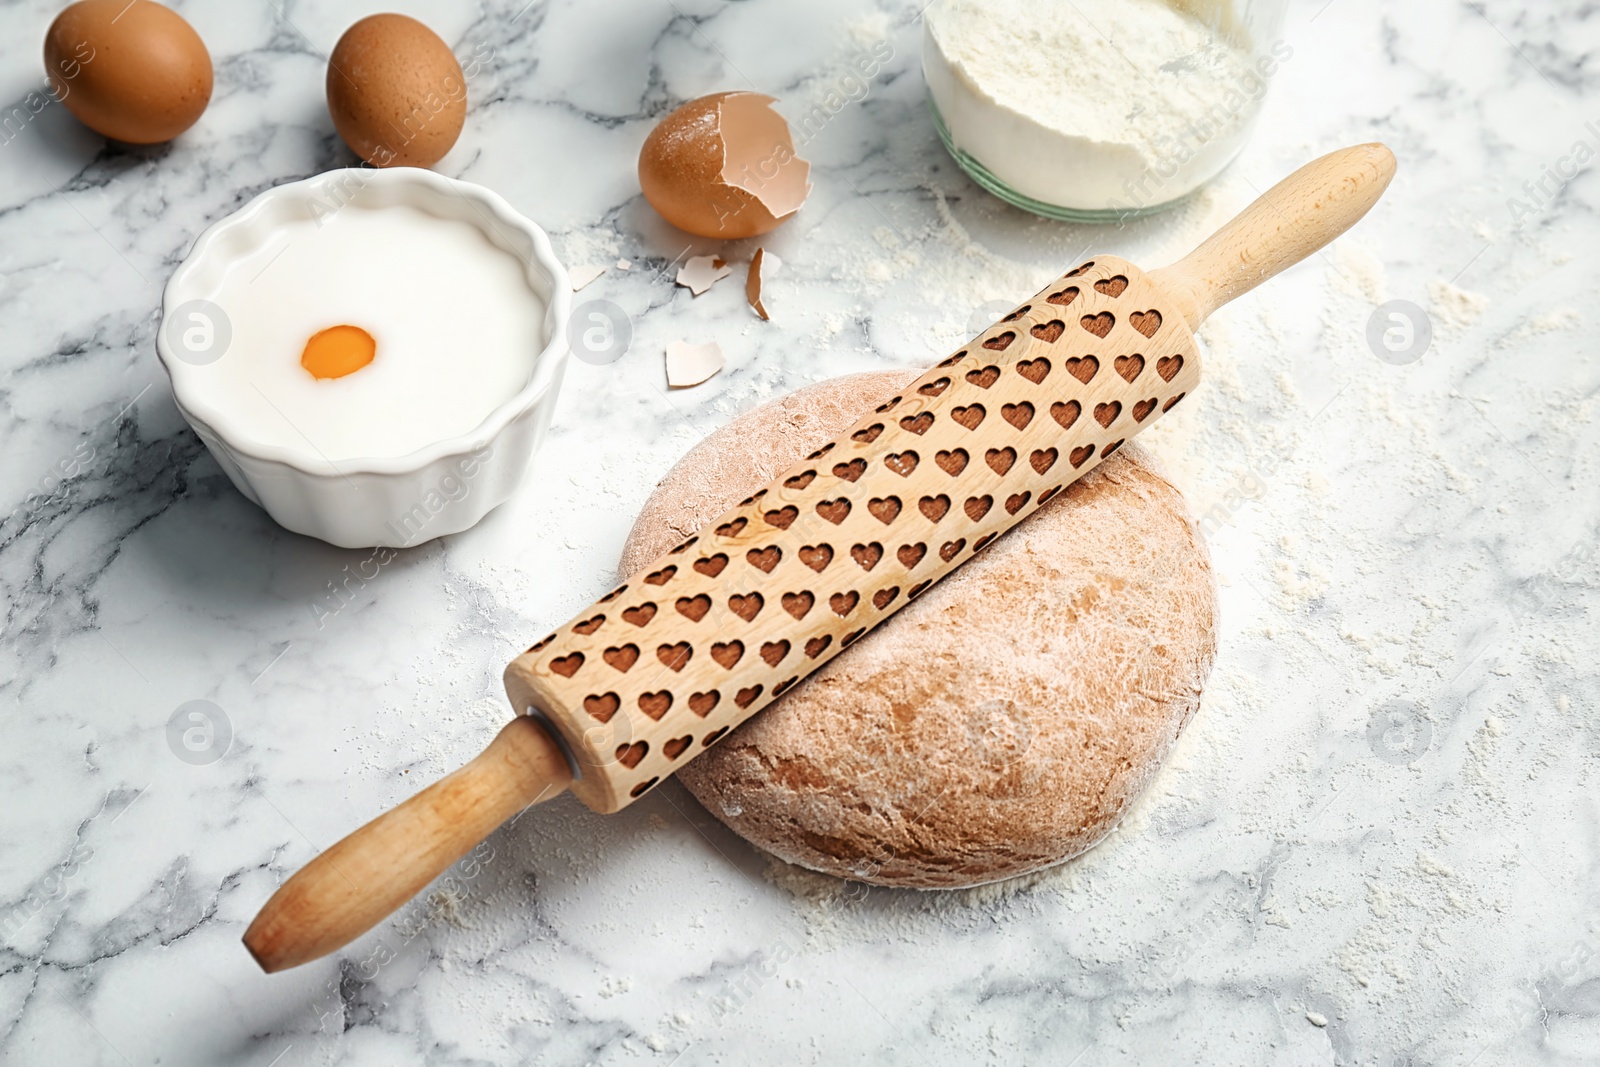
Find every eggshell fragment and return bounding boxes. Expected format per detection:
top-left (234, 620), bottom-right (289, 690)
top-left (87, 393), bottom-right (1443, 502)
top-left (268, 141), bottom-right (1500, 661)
top-left (746, 248), bottom-right (782, 320)
top-left (570, 264), bottom-right (607, 291)
top-left (666, 341), bottom-right (725, 388)
top-left (327, 14), bottom-right (466, 168)
top-left (44, 0), bottom-right (213, 144)
top-left (676, 255), bottom-right (732, 296)
top-left (639, 92), bottom-right (811, 239)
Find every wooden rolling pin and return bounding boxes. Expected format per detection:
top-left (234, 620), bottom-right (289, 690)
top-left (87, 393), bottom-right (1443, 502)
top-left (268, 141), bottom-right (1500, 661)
top-left (245, 143), bottom-right (1397, 972)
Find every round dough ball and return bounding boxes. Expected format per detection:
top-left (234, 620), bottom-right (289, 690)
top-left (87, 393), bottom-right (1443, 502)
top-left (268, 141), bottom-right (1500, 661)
top-left (326, 14), bottom-right (466, 168)
top-left (619, 371), bottom-right (1217, 888)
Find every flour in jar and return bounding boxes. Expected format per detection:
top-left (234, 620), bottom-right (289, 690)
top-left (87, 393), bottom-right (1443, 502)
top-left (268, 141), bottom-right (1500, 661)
top-left (923, 0), bottom-right (1285, 213)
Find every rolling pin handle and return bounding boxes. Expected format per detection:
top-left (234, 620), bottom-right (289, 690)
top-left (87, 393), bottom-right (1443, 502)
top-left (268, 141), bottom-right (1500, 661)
top-left (1150, 142), bottom-right (1397, 330)
top-left (242, 715), bottom-right (573, 973)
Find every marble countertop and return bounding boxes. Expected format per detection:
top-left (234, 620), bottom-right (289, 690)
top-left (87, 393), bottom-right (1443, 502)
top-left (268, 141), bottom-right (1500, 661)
top-left (2, 0), bottom-right (1596, 1064)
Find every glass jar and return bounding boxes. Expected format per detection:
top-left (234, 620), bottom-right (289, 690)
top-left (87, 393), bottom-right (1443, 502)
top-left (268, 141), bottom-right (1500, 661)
top-left (923, 0), bottom-right (1290, 222)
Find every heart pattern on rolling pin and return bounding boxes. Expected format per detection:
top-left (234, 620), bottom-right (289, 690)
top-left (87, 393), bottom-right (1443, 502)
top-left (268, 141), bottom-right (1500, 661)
top-left (510, 254), bottom-right (1200, 812)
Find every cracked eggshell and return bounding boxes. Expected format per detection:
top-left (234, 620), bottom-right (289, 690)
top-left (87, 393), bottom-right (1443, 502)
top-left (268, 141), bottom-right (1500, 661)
top-left (676, 255), bottom-right (732, 296)
top-left (639, 91), bottom-right (811, 239)
top-left (746, 248), bottom-right (781, 319)
top-left (665, 341), bottom-right (724, 388)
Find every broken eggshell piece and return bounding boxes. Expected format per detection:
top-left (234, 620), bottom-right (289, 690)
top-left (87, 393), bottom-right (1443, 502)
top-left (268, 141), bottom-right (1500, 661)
top-left (676, 254), bottom-right (733, 296)
top-left (639, 91), bottom-right (811, 239)
top-left (665, 340), bottom-right (725, 388)
top-left (746, 248), bottom-right (782, 320)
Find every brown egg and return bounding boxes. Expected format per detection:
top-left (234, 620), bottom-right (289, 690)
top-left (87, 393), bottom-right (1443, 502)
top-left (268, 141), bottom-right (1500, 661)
top-left (639, 92), bottom-right (811, 239)
top-left (43, 0), bottom-right (212, 144)
top-left (327, 14), bottom-right (466, 169)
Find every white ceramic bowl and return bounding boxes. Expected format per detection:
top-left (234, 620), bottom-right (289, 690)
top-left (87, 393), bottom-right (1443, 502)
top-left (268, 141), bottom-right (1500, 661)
top-left (157, 167), bottom-right (570, 549)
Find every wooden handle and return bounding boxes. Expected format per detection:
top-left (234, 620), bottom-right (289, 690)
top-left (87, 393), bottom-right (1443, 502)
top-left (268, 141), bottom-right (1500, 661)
top-left (506, 253), bottom-right (1204, 814)
top-left (243, 717), bottom-right (572, 972)
top-left (1149, 143), bottom-right (1397, 330)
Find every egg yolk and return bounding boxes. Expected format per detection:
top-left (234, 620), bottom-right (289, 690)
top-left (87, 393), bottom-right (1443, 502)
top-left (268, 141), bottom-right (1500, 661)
top-left (301, 325), bottom-right (376, 380)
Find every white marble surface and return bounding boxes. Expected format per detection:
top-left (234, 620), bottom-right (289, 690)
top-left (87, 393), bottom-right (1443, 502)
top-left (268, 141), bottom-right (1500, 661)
top-left (2, 1), bottom-right (1597, 1064)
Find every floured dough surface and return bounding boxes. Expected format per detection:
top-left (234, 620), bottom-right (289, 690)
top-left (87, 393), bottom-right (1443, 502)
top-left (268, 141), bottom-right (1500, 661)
top-left (619, 371), bottom-right (1217, 888)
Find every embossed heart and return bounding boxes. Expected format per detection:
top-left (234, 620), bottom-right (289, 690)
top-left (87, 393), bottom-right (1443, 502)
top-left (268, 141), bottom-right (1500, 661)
top-left (986, 447), bottom-right (1015, 475)
top-left (1050, 400), bottom-right (1080, 429)
top-left (850, 542), bottom-right (883, 570)
top-left (584, 692), bottom-right (619, 722)
top-left (816, 499), bottom-right (851, 524)
top-left (885, 451), bottom-right (919, 476)
top-left (1130, 310), bottom-right (1161, 338)
top-left (729, 592), bottom-right (763, 622)
top-left (799, 544), bottom-right (833, 572)
top-left (656, 642), bottom-right (692, 671)
top-left (675, 595), bottom-right (711, 622)
top-left (951, 404), bottom-right (986, 430)
top-left (852, 423), bottom-right (884, 444)
top-left (1065, 356), bottom-right (1098, 384)
top-left (694, 553), bottom-right (728, 577)
top-left (833, 458), bottom-right (867, 482)
top-left (781, 591), bottom-right (814, 619)
top-left (966, 365), bottom-right (1000, 389)
top-left (747, 546), bottom-right (782, 572)
top-left (602, 645), bottom-right (637, 672)
top-left (867, 497), bottom-right (902, 524)
top-left (1080, 312), bottom-right (1114, 338)
top-left (1002, 402), bottom-right (1034, 430)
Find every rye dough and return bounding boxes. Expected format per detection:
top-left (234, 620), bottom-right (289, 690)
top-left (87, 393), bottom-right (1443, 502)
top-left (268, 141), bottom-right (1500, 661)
top-left (619, 371), bottom-right (1217, 888)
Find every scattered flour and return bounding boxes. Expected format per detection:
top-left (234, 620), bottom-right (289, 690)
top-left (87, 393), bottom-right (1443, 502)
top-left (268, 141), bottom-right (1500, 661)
top-left (1427, 279), bottom-right (1490, 333)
